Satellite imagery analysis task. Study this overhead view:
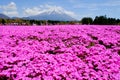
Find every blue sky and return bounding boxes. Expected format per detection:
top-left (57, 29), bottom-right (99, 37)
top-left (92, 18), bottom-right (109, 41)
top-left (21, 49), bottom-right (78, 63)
top-left (0, 0), bottom-right (120, 20)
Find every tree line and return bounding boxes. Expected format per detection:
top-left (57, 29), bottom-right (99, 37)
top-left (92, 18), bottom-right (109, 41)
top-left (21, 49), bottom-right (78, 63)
top-left (81, 15), bottom-right (120, 25)
top-left (0, 15), bottom-right (120, 25)
top-left (0, 18), bottom-right (79, 26)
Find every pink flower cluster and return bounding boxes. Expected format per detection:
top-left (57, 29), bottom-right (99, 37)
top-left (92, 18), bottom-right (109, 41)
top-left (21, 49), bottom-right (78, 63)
top-left (0, 25), bottom-right (120, 80)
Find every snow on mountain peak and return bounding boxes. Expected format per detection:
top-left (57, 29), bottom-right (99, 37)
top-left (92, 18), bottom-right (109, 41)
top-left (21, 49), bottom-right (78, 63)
top-left (46, 7), bottom-right (64, 15)
top-left (23, 5), bottom-right (76, 21)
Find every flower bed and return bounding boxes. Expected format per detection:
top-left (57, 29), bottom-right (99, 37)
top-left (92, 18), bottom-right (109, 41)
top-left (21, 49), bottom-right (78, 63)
top-left (0, 25), bottom-right (120, 80)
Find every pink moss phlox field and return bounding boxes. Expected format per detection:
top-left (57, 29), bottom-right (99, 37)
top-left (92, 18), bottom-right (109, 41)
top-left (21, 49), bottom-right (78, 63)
top-left (0, 25), bottom-right (120, 80)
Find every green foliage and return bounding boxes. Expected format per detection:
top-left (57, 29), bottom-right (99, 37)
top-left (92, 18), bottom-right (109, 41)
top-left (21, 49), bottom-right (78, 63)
top-left (93, 15), bottom-right (119, 25)
top-left (81, 15), bottom-right (120, 25)
top-left (93, 15), bottom-right (107, 25)
top-left (118, 22), bottom-right (120, 25)
top-left (0, 15), bottom-right (120, 25)
top-left (2, 19), bottom-right (7, 25)
top-left (81, 17), bottom-right (93, 25)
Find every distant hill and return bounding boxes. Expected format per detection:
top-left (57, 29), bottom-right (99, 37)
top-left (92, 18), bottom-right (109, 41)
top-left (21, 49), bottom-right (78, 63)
top-left (11, 17), bottom-right (21, 19)
top-left (0, 13), bottom-right (10, 19)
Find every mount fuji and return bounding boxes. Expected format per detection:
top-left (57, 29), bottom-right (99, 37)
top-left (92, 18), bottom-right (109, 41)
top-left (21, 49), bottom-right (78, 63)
top-left (23, 8), bottom-right (76, 21)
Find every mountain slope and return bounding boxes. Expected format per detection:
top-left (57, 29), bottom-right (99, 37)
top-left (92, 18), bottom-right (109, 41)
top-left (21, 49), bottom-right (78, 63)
top-left (0, 13), bottom-right (10, 19)
top-left (23, 9), bottom-right (76, 21)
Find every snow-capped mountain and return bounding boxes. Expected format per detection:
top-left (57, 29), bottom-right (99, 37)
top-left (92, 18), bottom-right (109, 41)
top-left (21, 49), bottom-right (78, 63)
top-left (23, 8), bottom-right (76, 21)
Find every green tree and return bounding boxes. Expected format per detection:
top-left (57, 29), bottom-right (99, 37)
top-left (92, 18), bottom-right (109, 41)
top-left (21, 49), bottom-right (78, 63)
top-left (0, 19), bottom-right (2, 24)
top-left (116, 19), bottom-right (120, 25)
top-left (2, 19), bottom-right (7, 25)
top-left (93, 15), bottom-right (108, 25)
top-left (81, 17), bottom-right (93, 25)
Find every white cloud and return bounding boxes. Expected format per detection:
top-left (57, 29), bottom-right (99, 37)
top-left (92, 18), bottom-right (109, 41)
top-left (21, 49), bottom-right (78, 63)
top-left (0, 2), bottom-right (18, 16)
top-left (23, 4), bottom-right (76, 17)
top-left (24, 7), bottom-right (42, 16)
top-left (1, 2), bottom-right (17, 11)
top-left (64, 10), bottom-right (76, 17)
top-left (3, 11), bottom-right (18, 16)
